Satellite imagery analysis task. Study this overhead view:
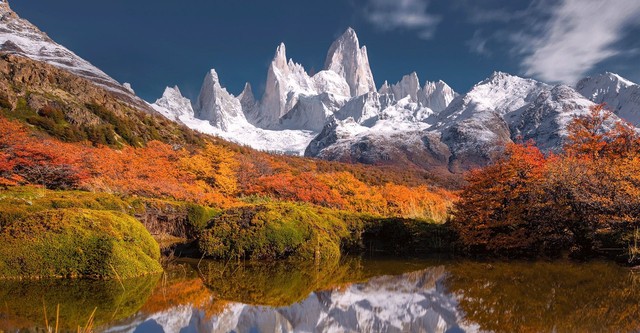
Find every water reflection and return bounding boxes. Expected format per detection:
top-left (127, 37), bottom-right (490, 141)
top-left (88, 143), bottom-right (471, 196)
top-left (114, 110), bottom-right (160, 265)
top-left (1, 258), bottom-right (638, 333)
top-left (106, 259), bottom-right (471, 333)
top-left (0, 274), bottom-right (159, 332)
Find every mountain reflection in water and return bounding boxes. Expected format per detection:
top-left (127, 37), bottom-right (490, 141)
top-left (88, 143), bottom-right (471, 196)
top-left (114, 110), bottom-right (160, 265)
top-left (1, 258), bottom-right (639, 333)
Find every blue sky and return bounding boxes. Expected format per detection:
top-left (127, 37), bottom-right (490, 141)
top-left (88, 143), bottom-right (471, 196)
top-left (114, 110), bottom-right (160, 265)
top-left (12, 0), bottom-right (640, 102)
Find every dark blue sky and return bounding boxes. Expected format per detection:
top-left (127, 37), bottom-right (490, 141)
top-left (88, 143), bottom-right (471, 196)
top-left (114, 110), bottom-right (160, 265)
top-left (12, 0), bottom-right (640, 102)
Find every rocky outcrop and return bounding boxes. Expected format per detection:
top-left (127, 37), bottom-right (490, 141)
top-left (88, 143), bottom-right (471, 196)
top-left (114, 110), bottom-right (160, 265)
top-left (0, 0), bottom-right (153, 113)
top-left (0, 53), bottom-right (201, 146)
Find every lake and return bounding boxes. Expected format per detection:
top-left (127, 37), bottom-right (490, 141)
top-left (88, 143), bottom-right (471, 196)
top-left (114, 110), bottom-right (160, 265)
top-left (0, 256), bottom-right (638, 333)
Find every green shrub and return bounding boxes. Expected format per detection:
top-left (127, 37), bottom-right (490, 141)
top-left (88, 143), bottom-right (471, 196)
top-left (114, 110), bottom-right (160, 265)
top-left (199, 202), bottom-right (349, 261)
top-left (185, 203), bottom-right (219, 237)
top-left (0, 208), bottom-right (162, 279)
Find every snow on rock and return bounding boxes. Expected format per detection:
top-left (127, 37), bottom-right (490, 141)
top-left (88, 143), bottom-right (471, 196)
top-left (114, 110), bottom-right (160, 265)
top-left (151, 86), bottom-right (194, 122)
top-left (247, 43), bottom-right (318, 128)
top-left (390, 72), bottom-right (421, 102)
top-left (147, 27), bottom-right (458, 157)
top-left (324, 27), bottom-right (377, 97)
top-left (123, 82), bottom-right (135, 94)
top-left (152, 70), bottom-right (317, 155)
top-left (433, 71), bottom-right (619, 171)
top-left (280, 92), bottom-right (350, 132)
top-left (576, 72), bottom-right (640, 125)
top-left (0, 1), bottom-right (152, 112)
top-left (419, 80), bottom-right (458, 113)
top-left (193, 69), bottom-right (244, 131)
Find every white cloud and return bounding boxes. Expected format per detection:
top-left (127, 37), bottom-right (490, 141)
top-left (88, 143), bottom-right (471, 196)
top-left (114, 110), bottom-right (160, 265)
top-left (517, 0), bottom-right (640, 84)
top-left (467, 30), bottom-right (491, 56)
top-left (365, 0), bottom-right (441, 39)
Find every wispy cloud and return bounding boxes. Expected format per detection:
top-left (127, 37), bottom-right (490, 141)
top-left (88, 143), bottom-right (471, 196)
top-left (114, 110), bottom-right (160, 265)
top-left (467, 30), bottom-right (491, 56)
top-left (516, 0), bottom-right (640, 84)
top-left (364, 0), bottom-right (441, 39)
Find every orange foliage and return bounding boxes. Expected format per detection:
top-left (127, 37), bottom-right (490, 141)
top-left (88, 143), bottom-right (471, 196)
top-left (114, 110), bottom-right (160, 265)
top-left (382, 184), bottom-right (455, 222)
top-left (0, 115), bottom-right (456, 221)
top-left (453, 104), bottom-right (640, 256)
top-left (0, 118), bottom-right (87, 189)
top-left (180, 142), bottom-right (238, 195)
top-left (247, 172), bottom-right (346, 208)
top-left (0, 117), bottom-right (234, 205)
top-left (318, 172), bottom-right (386, 214)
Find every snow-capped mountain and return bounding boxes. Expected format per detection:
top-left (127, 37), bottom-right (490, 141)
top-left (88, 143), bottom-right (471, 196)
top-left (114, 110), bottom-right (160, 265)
top-left (193, 69), bottom-right (245, 131)
top-left (433, 72), bottom-right (602, 170)
top-left (577, 72), bottom-right (640, 125)
top-left (152, 86), bottom-right (195, 122)
top-left (150, 24), bottom-right (638, 172)
top-left (0, 0), bottom-right (152, 112)
top-left (307, 70), bottom-right (627, 172)
top-left (151, 28), bottom-right (457, 157)
top-left (2, 0), bottom-right (633, 173)
top-left (324, 27), bottom-right (377, 97)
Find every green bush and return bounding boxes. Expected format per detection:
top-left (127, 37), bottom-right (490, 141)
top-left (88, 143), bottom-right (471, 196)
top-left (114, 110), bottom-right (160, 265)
top-left (199, 202), bottom-right (349, 261)
top-left (198, 202), bottom-right (454, 261)
top-left (0, 208), bottom-right (162, 279)
top-left (185, 203), bottom-right (219, 237)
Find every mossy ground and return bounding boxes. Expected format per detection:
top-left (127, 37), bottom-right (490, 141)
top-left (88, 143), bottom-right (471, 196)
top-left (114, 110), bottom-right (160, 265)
top-left (0, 208), bottom-right (162, 279)
top-left (0, 186), bottom-right (454, 279)
top-left (198, 201), bottom-right (454, 262)
top-left (0, 186), bottom-right (218, 279)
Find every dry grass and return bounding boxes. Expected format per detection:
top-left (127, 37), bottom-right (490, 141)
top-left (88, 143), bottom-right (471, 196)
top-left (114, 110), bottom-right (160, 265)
top-left (43, 301), bottom-right (97, 333)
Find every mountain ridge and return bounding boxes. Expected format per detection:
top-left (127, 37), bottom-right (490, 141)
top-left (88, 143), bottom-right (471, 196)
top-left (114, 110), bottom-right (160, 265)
top-left (0, 3), bottom-right (635, 174)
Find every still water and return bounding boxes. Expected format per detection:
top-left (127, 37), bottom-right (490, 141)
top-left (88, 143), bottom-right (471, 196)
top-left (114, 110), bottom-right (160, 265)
top-left (0, 257), bottom-right (639, 333)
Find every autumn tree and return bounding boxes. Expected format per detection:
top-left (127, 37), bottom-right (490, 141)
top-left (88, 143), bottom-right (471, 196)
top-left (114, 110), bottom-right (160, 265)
top-left (452, 104), bottom-right (640, 257)
top-left (451, 142), bottom-right (556, 255)
top-left (548, 104), bottom-right (640, 254)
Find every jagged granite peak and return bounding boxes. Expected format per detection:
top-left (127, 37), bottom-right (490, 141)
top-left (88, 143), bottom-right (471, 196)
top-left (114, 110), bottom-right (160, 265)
top-left (576, 72), bottom-right (640, 125)
top-left (0, 1), bottom-right (152, 112)
top-left (249, 42), bottom-right (352, 129)
top-left (384, 73), bottom-right (456, 114)
top-left (238, 82), bottom-right (256, 112)
top-left (151, 85), bottom-right (194, 122)
top-left (249, 42), bottom-right (318, 127)
top-left (419, 80), bottom-right (458, 113)
top-left (378, 80), bottom-right (390, 95)
top-left (193, 69), bottom-right (243, 131)
top-left (273, 42), bottom-right (287, 70)
top-left (390, 72), bottom-right (421, 102)
top-left (324, 28), bottom-right (376, 97)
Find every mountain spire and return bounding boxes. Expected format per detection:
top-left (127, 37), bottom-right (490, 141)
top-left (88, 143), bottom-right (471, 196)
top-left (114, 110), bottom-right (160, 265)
top-left (324, 28), bottom-right (376, 97)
